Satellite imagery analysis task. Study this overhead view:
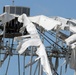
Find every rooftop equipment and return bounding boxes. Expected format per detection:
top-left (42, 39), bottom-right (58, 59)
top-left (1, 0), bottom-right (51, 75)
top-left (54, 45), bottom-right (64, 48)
top-left (3, 5), bottom-right (30, 16)
top-left (0, 5), bottom-right (30, 38)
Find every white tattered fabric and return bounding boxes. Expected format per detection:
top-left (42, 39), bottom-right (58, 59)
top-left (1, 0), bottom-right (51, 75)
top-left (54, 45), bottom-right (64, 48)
top-left (65, 34), bottom-right (76, 45)
top-left (51, 16), bottom-right (70, 30)
top-left (15, 14), bottom-right (76, 75)
top-left (64, 19), bottom-right (76, 75)
top-left (15, 14), bottom-right (53, 75)
top-left (29, 15), bottom-right (61, 31)
top-left (0, 12), bottom-right (15, 23)
top-left (36, 44), bottom-right (52, 75)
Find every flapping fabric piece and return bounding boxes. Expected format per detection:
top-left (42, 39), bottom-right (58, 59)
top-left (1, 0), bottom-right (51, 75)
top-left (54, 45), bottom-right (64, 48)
top-left (29, 15), bottom-right (61, 31)
top-left (65, 34), bottom-right (76, 45)
top-left (0, 29), bottom-right (3, 35)
top-left (17, 14), bottom-right (40, 53)
top-left (52, 16), bottom-right (68, 24)
top-left (18, 38), bottom-right (41, 54)
top-left (67, 19), bottom-right (76, 26)
top-left (51, 16), bottom-right (69, 30)
top-left (71, 42), bottom-right (76, 49)
top-left (0, 12), bottom-right (15, 23)
top-left (15, 14), bottom-right (52, 75)
top-left (67, 19), bottom-right (76, 33)
top-left (18, 14), bottom-right (38, 35)
top-left (36, 44), bottom-right (52, 75)
top-left (14, 35), bottom-right (31, 41)
top-left (52, 16), bottom-right (76, 33)
top-left (70, 26), bottom-right (76, 33)
top-left (61, 18), bottom-right (76, 75)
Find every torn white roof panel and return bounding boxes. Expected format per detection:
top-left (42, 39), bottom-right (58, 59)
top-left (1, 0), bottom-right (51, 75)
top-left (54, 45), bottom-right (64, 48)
top-left (17, 14), bottom-right (52, 75)
top-left (69, 19), bottom-right (76, 24)
top-left (0, 12), bottom-right (15, 23)
top-left (18, 38), bottom-right (41, 54)
top-left (66, 19), bottom-right (76, 33)
top-left (52, 16), bottom-right (76, 33)
top-left (18, 14), bottom-right (38, 35)
top-left (51, 16), bottom-right (70, 31)
top-left (51, 16), bottom-right (69, 25)
top-left (36, 44), bottom-right (52, 75)
top-left (70, 26), bottom-right (76, 33)
top-left (71, 42), bottom-right (76, 49)
top-left (65, 34), bottom-right (76, 45)
top-left (29, 15), bottom-right (61, 31)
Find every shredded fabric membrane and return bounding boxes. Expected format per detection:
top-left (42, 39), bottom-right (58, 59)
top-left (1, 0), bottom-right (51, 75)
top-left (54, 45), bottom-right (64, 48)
top-left (0, 12), bottom-right (15, 23)
top-left (65, 34), bottom-right (76, 75)
top-left (14, 14), bottom-right (61, 75)
top-left (59, 18), bottom-right (76, 75)
top-left (0, 12), bottom-right (15, 35)
top-left (13, 14), bottom-right (76, 75)
top-left (1, 11), bottom-right (76, 75)
top-left (51, 16), bottom-right (76, 75)
top-left (65, 34), bottom-right (76, 45)
top-left (51, 16), bottom-right (69, 30)
top-left (29, 15), bottom-right (61, 31)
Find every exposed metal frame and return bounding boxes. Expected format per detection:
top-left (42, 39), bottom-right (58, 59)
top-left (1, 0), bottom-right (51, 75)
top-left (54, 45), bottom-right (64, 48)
top-left (0, 20), bottom-right (72, 75)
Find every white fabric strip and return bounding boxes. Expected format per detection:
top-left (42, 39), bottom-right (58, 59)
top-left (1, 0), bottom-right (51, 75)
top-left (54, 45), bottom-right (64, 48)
top-left (65, 34), bottom-right (76, 45)
top-left (15, 14), bottom-right (53, 75)
top-left (29, 15), bottom-right (61, 31)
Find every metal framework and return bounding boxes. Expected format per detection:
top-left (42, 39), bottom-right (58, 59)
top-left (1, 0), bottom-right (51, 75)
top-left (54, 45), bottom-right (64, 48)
top-left (0, 6), bottom-right (74, 75)
top-left (0, 23), bottom-right (71, 75)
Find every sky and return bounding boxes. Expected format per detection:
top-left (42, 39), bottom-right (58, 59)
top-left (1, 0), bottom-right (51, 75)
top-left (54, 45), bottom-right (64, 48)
top-left (0, 0), bottom-right (76, 75)
top-left (0, 0), bottom-right (76, 18)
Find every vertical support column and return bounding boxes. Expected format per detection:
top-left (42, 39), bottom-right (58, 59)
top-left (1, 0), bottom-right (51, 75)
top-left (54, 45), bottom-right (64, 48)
top-left (23, 54), bottom-right (25, 75)
top-left (38, 59), bottom-right (41, 75)
top-left (18, 54), bottom-right (20, 75)
top-left (30, 47), bottom-right (33, 75)
top-left (3, 23), bottom-right (6, 47)
top-left (39, 59), bottom-right (43, 75)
